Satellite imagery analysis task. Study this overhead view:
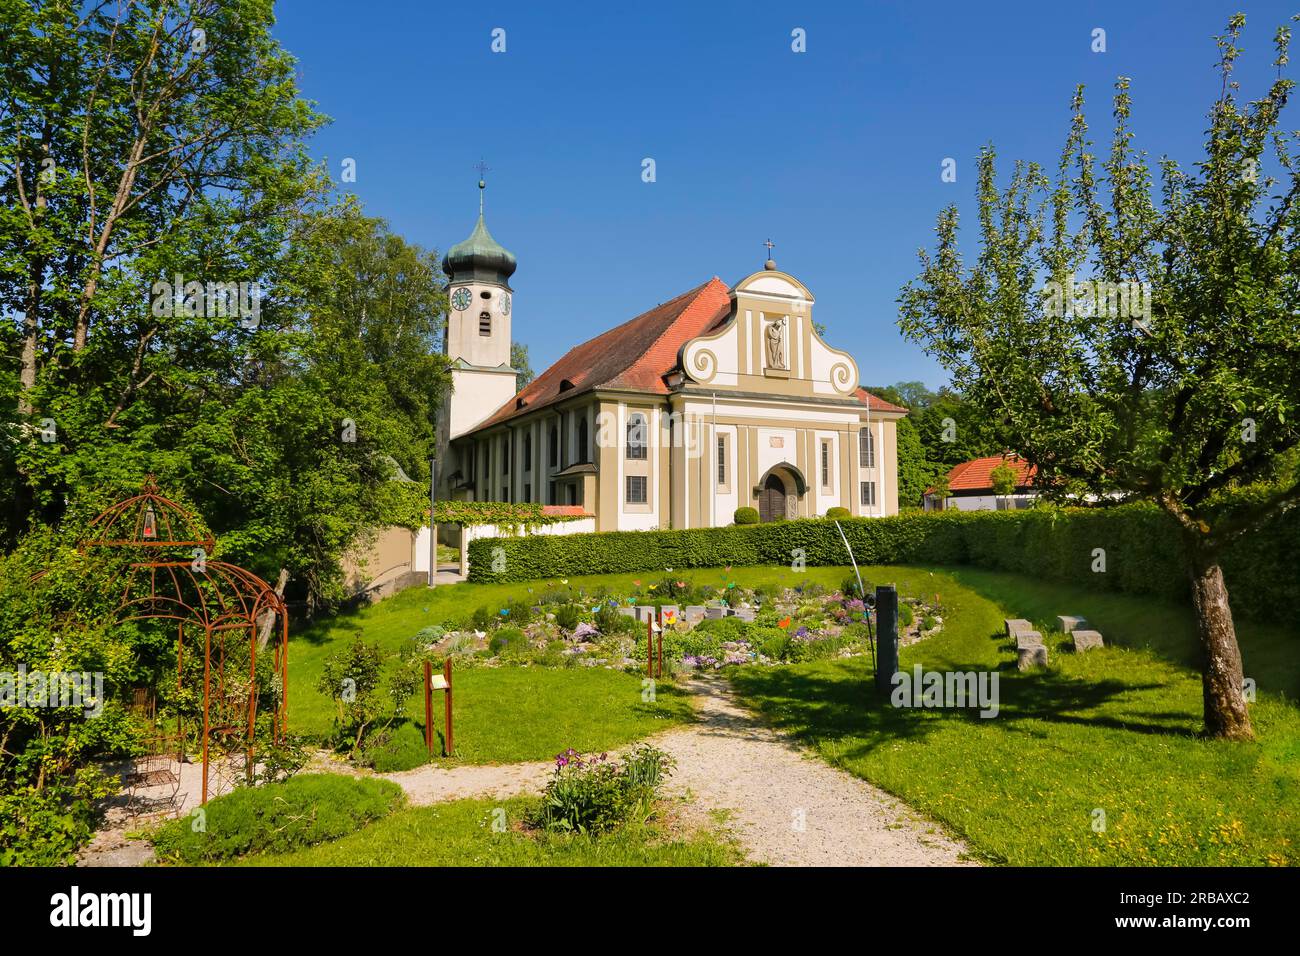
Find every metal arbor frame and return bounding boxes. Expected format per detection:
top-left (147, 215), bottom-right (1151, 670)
top-left (79, 477), bottom-right (288, 805)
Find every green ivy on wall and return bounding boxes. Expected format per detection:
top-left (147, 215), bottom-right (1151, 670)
top-left (432, 501), bottom-right (585, 534)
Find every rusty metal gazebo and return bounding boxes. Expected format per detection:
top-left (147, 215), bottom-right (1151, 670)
top-left (79, 477), bottom-right (288, 805)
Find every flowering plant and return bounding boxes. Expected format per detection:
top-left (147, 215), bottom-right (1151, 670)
top-left (534, 745), bottom-right (674, 834)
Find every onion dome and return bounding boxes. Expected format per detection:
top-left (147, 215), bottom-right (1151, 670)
top-left (442, 180), bottom-right (516, 286)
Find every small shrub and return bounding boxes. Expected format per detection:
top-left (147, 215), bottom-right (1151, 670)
top-left (360, 723), bottom-right (429, 773)
top-left (554, 605), bottom-right (582, 630)
top-left (841, 574), bottom-right (865, 598)
top-left (532, 745), bottom-right (675, 835)
top-left (316, 638), bottom-right (385, 755)
top-left (506, 598), bottom-right (534, 625)
top-left (471, 606), bottom-right (496, 631)
top-left (749, 626), bottom-right (788, 660)
top-left (899, 603), bottom-right (915, 628)
top-left (826, 506), bottom-right (851, 519)
top-left (694, 616), bottom-right (744, 640)
top-left (488, 626), bottom-right (529, 657)
top-left (595, 604), bottom-right (637, 634)
top-left (734, 507), bottom-right (759, 525)
top-left (785, 636), bottom-right (846, 663)
top-left (922, 615), bottom-right (938, 631)
top-left (152, 775), bottom-right (404, 864)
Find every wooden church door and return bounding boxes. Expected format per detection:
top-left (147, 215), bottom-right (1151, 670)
top-left (758, 474), bottom-right (786, 522)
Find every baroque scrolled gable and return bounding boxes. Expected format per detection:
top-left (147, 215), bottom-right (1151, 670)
top-left (680, 268), bottom-right (859, 397)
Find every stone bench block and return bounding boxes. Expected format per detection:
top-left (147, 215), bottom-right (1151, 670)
top-left (705, 606), bottom-right (726, 620)
top-left (1017, 645), bottom-right (1049, 670)
top-left (1056, 615), bottom-right (1088, 633)
top-left (1015, 631), bottom-right (1044, 650)
top-left (683, 606), bottom-right (706, 623)
top-left (1071, 630), bottom-right (1104, 652)
top-left (1005, 618), bottom-right (1033, 636)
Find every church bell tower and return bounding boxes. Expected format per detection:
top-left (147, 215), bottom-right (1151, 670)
top-left (436, 177), bottom-right (519, 495)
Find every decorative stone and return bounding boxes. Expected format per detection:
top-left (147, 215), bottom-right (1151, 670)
top-left (683, 606), bottom-right (706, 623)
top-left (635, 606), bottom-right (656, 623)
top-left (705, 606), bottom-right (726, 620)
top-left (1005, 618), bottom-right (1033, 636)
top-left (1017, 645), bottom-right (1049, 670)
top-left (1056, 615), bottom-right (1088, 633)
top-left (1015, 631), bottom-right (1044, 650)
top-left (616, 606), bottom-right (636, 619)
top-left (659, 604), bottom-right (680, 625)
top-left (732, 607), bottom-right (756, 622)
top-left (1071, 630), bottom-right (1104, 652)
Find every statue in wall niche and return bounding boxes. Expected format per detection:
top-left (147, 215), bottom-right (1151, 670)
top-left (766, 316), bottom-right (787, 369)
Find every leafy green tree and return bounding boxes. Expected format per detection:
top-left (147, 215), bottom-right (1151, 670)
top-left (989, 460), bottom-right (1019, 510)
top-left (511, 341), bottom-right (534, 388)
top-left (894, 417), bottom-right (928, 509)
top-left (0, 3), bottom-right (449, 606)
top-left (899, 16), bottom-right (1300, 739)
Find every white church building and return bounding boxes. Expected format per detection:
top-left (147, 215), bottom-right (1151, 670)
top-left (434, 182), bottom-right (906, 533)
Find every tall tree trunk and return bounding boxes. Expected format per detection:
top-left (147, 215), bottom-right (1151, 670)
top-left (1185, 540), bottom-right (1254, 741)
top-left (256, 567), bottom-right (289, 650)
top-left (18, 258), bottom-right (43, 415)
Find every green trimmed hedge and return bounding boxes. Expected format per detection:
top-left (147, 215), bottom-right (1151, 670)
top-left (467, 503), bottom-right (1299, 624)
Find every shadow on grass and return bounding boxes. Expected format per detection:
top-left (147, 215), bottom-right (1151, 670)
top-left (730, 656), bottom-right (1199, 762)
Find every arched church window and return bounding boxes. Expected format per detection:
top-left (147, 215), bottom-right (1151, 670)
top-left (626, 413), bottom-right (648, 460)
top-left (859, 428), bottom-right (875, 468)
top-left (479, 311), bottom-right (491, 336)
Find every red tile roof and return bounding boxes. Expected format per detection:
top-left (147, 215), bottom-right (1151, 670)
top-left (941, 454), bottom-right (1036, 492)
top-left (475, 278), bottom-right (732, 429)
top-left (854, 387), bottom-right (909, 415)
top-left (469, 278), bottom-right (905, 431)
top-left (541, 505), bottom-right (589, 517)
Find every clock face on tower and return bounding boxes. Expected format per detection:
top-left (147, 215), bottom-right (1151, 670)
top-left (451, 287), bottom-right (472, 312)
top-left (500, 291), bottom-right (511, 316)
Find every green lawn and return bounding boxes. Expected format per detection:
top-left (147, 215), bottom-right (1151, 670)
top-left (287, 567), bottom-right (848, 761)
top-left (290, 563), bottom-right (1300, 866)
top-left (239, 795), bottom-right (746, 867)
top-left (727, 565), bottom-right (1300, 866)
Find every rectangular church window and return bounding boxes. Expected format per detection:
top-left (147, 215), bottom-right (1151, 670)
top-left (626, 475), bottom-right (647, 505)
top-left (860, 481), bottom-right (876, 507)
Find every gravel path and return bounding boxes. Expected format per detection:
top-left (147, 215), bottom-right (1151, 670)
top-left (79, 675), bottom-right (974, 867)
top-left (653, 677), bottom-right (975, 867)
top-left (379, 757), bottom-right (554, 805)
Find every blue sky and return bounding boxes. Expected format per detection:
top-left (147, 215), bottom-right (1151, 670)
top-left (274, 0), bottom-right (1297, 390)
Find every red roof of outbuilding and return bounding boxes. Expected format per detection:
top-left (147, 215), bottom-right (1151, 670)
top-left (941, 454), bottom-right (1036, 492)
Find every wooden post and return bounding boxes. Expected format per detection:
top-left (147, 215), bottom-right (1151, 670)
top-left (443, 658), bottom-right (453, 757)
top-left (656, 612), bottom-right (664, 678)
top-left (646, 616), bottom-right (653, 677)
top-left (424, 660), bottom-right (433, 755)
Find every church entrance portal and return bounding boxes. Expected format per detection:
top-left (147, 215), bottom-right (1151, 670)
top-left (758, 474), bottom-right (787, 523)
